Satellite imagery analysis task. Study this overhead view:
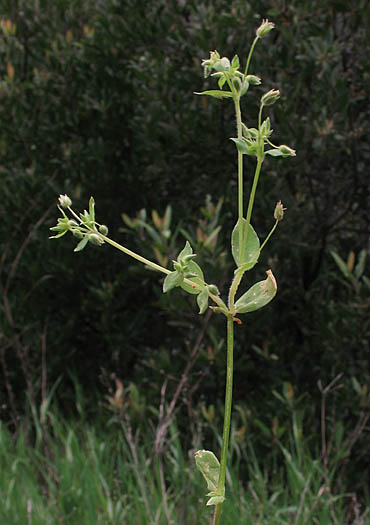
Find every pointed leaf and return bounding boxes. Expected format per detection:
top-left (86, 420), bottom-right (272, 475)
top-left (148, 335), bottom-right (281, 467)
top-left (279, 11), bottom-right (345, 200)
top-left (354, 249), bottom-right (367, 279)
top-left (218, 76), bottom-right (226, 90)
top-left (178, 241), bottom-right (193, 261)
top-left (235, 269), bottom-right (277, 313)
top-left (74, 236), bottom-right (89, 252)
top-left (230, 137), bottom-right (257, 156)
top-left (330, 251), bottom-right (351, 279)
top-left (162, 205), bottom-right (172, 231)
top-left (265, 149), bottom-right (284, 157)
top-left (231, 219), bottom-right (260, 267)
top-left (194, 90), bottom-right (234, 99)
top-left (194, 450), bottom-right (220, 492)
top-left (206, 495), bottom-right (225, 506)
top-left (163, 271), bottom-right (183, 293)
top-left (181, 260), bottom-right (204, 295)
top-left (197, 288), bottom-right (209, 314)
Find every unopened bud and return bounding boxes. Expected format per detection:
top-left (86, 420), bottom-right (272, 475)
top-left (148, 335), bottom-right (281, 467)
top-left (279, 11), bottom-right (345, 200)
top-left (274, 200), bottom-right (286, 221)
top-left (73, 230), bottom-right (84, 240)
top-left (207, 284), bottom-right (220, 296)
top-left (279, 145), bottom-right (296, 157)
top-left (88, 233), bottom-right (104, 246)
top-left (246, 75), bottom-right (261, 85)
top-left (99, 224), bottom-right (109, 235)
top-left (261, 89), bottom-right (280, 106)
top-left (256, 19), bottom-right (275, 38)
top-left (58, 194), bottom-right (72, 208)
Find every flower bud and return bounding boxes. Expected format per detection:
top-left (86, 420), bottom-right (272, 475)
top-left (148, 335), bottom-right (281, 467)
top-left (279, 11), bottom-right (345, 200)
top-left (256, 19), bottom-right (275, 38)
top-left (88, 233), bottom-right (104, 246)
top-left (274, 200), bottom-right (286, 221)
top-left (72, 230), bottom-right (84, 240)
top-left (58, 194), bottom-right (72, 208)
top-left (99, 224), bottom-right (109, 235)
top-left (261, 89), bottom-right (280, 106)
top-left (246, 75), bottom-right (261, 85)
top-left (279, 145), bottom-right (296, 157)
top-left (207, 284), bottom-right (220, 296)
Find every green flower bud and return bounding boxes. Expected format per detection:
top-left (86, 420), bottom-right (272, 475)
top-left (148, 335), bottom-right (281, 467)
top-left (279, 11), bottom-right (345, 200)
top-left (261, 89), bottom-right (280, 106)
top-left (279, 145), bottom-right (296, 157)
top-left (99, 224), bottom-right (109, 235)
top-left (88, 233), bottom-right (104, 246)
top-left (207, 284), bottom-right (220, 296)
top-left (256, 19), bottom-right (275, 38)
top-left (274, 200), bottom-right (286, 221)
top-left (72, 230), bottom-right (84, 240)
top-left (58, 194), bottom-right (72, 208)
top-left (246, 75), bottom-right (261, 85)
top-left (260, 117), bottom-right (272, 137)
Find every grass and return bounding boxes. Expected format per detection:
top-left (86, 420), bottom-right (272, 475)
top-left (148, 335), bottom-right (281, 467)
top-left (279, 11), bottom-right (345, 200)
top-left (1, 397), bottom-right (369, 525)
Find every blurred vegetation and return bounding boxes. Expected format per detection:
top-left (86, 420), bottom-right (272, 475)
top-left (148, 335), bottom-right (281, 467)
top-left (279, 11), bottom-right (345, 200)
top-left (0, 0), bottom-right (369, 516)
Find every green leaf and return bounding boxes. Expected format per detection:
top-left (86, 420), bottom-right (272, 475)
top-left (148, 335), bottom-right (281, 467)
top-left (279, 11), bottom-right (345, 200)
top-left (197, 288), bottom-right (209, 314)
top-left (265, 149), bottom-right (284, 157)
top-left (162, 205), bottom-right (172, 231)
top-left (181, 260), bottom-right (204, 294)
top-left (74, 236), bottom-right (89, 252)
top-left (194, 90), bottom-right (234, 99)
top-left (354, 249), bottom-right (367, 279)
top-left (231, 54), bottom-right (240, 69)
top-left (206, 493), bottom-right (225, 506)
top-left (178, 240), bottom-right (193, 260)
top-left (330, 251), bottom-right (351, 279)
top-left (234, 269), bottom-right (277, 313)
top-left (231, 219), bottom-right (260, 267)
top-left (163, 271), bottom-right (183, 293)
top-left (218, 75), bottom-right (226, 90)
top-left (195, 450), bottom-right (225, 507)
top-left (194, 450), bottom-right (220, 492)
top-left (230, 137), bottom-right (257, 156)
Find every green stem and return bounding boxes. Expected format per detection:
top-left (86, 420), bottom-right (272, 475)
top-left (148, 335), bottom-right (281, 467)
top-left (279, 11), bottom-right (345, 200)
top-left (213, 315), bottom-right (234, 525)
top-left (243, 36), bottom-right (259, 78)
top-left (260, 220), bottom-right (278, 251)
top-left (99, 234), bottom-right (171, 275)
top-left (233, 96), bottom-right (243, 224)
top-left (245, 156), bottom-right (263, 232)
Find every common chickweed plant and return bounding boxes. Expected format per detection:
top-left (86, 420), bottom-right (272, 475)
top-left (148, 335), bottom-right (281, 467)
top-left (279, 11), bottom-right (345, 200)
top-left (50, 20), bottom-right (295, 524)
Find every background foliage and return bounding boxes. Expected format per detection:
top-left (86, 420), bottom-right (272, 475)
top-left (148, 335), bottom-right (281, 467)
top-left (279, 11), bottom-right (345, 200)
top-left (0, 0), bottom-right (369, 515)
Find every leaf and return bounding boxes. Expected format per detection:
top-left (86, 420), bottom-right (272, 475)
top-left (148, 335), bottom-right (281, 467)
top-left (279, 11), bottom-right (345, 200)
top-left (231, 54), bottom-right (240, 69)
top-left (354, 249), bottom-right (367, 279)
top-left (230, 137), bottom-right (257, 156)
top-left (163, 271), bottom-right (183, 293)
top-left (194, 90), bottom-right (234, 99)
top-left (234, 269), bottom-right (277, 313)
top-left (178, 240), bottom-right (193, 260)
top-left (162, 205), bottom-right (172, 231)
top-left (194, 450), bottom-right (220, 492)
top-left (218, 76), bottom-right (226, 90)
top-left (265, 149), bottom-right (284, 157)
top-left (197, 288), bottom-right (209, 314)
top-left (74, 236), bottom-right (89, 252)
top-left (330, 251), bottom-right (351, 279)
top-left (181, 260), bottom-right (204, 295)
top-left (206, 494), bottom-right (225, 506)
top-left (231, 219), bottom-right (260, 267)
top-left (195, 450), bottom-right (225, 507)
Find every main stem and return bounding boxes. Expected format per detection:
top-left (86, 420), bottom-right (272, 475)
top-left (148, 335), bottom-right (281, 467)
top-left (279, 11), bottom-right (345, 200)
top-left (213, 315), bottom-right (234, 525)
